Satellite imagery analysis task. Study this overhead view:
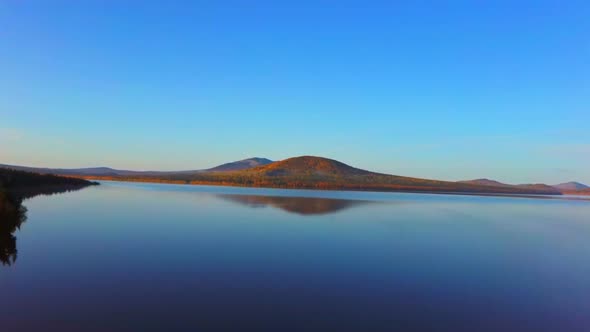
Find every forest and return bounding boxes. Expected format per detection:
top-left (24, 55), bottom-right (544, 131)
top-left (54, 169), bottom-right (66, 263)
top-left (0, 169), bottom-right (98, 265)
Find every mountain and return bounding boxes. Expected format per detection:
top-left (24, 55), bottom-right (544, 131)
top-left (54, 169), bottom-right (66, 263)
top-left (552, 182), bottom-right (589, 191)
top-left (551, 182), bottom-right (590, 195)
top-left (244, 156), bottom-right (372, 176)
top-left (206, 158), bottom-right (273, 172)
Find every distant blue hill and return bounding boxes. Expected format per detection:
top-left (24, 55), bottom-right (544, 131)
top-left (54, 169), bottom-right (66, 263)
top-left (0, 157), bottom-right (273, 177)
top-left (552, 182), bottom-right (589, 191)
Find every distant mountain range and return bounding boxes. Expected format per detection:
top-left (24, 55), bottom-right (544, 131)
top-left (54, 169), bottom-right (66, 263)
top-left (2, 156), bottom-right (587, 196)
top-left (458, 179), bottom-right (561, 194)
top-left (458, 178), bottom-right (589, 195)
top-left (0, 157), bottom-right (273, 177)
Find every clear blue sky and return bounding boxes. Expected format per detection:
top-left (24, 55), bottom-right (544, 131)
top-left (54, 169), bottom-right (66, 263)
top-left (1, 1), bottom-right (588, 184)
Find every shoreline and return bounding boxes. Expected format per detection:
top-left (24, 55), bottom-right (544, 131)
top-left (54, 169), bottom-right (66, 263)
top-left (82, 177), bottom-right (590, 201)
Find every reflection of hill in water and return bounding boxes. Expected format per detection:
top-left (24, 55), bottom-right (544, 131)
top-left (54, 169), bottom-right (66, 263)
top-left (218, 194), bottom-right (373, 215)
top-left (0, 185), bottom-right (92, 266)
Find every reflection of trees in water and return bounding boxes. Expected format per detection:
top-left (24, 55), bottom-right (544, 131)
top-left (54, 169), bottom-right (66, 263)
top-left (0, 194), bottom-right (27, 266)
top-left (218, 194), bottom-right (373, 215)
top-left (0, 185), bottom-right (93, 266)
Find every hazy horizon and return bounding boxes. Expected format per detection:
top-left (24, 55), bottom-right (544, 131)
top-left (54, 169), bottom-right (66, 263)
top-left (2, 2), bottom-right (588, 184)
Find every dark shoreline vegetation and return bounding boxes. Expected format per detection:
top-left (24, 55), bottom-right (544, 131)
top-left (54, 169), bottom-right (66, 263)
top-left (74, 156), bottom-right (562, 196)
top-left (0, 169), bottom-right (98, 265)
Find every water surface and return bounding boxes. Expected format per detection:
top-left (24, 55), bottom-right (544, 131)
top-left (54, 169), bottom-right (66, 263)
top-left (2, 181), bottom-right (590, 331)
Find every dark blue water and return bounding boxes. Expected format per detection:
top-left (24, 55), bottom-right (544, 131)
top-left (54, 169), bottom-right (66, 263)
top-left (2, 181), bottom-right (590, 331)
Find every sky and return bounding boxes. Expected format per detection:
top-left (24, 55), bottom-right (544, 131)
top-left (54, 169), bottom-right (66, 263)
top-left (1, 1), bottom-right (588, 184)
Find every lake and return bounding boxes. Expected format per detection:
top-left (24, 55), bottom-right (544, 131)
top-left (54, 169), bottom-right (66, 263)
top-left (2, 181), bottom-right (590, 331)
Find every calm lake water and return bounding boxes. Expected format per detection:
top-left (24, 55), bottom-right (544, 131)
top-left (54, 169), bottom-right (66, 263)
top-left (2, 181), bottom-right (590, 331)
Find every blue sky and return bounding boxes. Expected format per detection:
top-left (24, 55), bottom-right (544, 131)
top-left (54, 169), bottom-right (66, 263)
top-left (1, 1), bottom-right (588, 184)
